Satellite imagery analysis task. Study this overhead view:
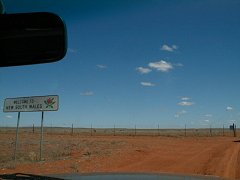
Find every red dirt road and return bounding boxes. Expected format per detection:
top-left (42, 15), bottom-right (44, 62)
top-left (1, 136), bottom-right (240, 179)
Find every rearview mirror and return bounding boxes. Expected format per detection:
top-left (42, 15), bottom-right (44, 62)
top-left (0, 12), bottom-right (67, 67)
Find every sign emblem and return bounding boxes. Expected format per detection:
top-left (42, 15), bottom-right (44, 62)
top-left (44, 98), bottom-right (56, 109)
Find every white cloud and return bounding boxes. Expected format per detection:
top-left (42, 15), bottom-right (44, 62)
top-left (181, 97), bottom-right (190, 101)
top-left (178, 101), bottom-right (194, 106)
top-left (97, 64), bottom-right (107, 69)
top-left (174, 110), bottom-right (187, 118)
top-left (80, 91), bottom-right (94, 96)
top-left (226, 106), bottom-right (233, 111)
top-left (172, 45), bottom-right (178, 49)
top-left (5, 115), bottom-right (13, 119)
top-left (136, 67), bottom-right (152, 74)
top-left (140, 82), bottom-right (156, 87)
top-left (148, 60), bottom-right (173, 72)
top-left (174, 63), bottom-right (183, 67)
top-left (174, 114), bottom-right (180, 118)
top-left (160, 44), bottom-right (178, 52)
top-left (205, 114), bottom-right (212, 117)
top-left (180, 110), bottom-right (187, 114)
top-left (204, 119), bottom-right (209, 122)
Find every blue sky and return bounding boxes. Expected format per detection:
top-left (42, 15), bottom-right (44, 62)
top-left (1, 0), bottom-right (240, 128)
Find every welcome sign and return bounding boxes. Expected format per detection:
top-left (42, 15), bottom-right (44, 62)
top-left (3, 95), bottom-right (59, 112)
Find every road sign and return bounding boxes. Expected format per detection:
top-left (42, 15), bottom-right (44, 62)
top-left (3, 95), bottom-right (59, 112)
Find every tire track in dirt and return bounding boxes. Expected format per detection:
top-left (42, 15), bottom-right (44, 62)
top-left (168, 140), bottom-right (240, 179)
top-left (200, 142), bottom-right (233, 177)
top-left (109, 137), bottom-right (240, 180)
top-left (197, 140), bottom-right (240, 179)
top-left (235, 147), bottom-right (240, 179)
top-left (219, 142), bottom-right (240, 179)
top-left (110, 139), bottom-right (217, 174)
top-left (170, 144), bottom-right (216, 174)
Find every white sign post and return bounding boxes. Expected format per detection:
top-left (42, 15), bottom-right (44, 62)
top-left (3, 95), bottom-right (59, 161)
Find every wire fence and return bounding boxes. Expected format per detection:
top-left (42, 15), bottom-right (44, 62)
top-left (0, 125), bottom-right (238, 137)
top-left (0, 125), bottom-right (238, 169)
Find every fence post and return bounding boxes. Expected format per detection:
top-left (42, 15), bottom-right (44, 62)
top-left (222, 124), bottom-right (224, 136)
top-left (185, 124), bottom-right (186, 137)
top-left (71, 123), bottom-right (73, 136)
top-left (134, 125), bottom-right (136, 136)
top-left (158, 124), bottom-right (160, 136)
top-left (114, 124), bottom-right (116, 136)
top-left (33, 123), bottom-right (35, 134)
top-left (236, 124), bottom-right (237, 137)
top-left (234, 124), bottom-right (236, 137)
top-left (91, 124), bottom-right (93, 136)
top-left (210, 125), bottom-right (212, 136)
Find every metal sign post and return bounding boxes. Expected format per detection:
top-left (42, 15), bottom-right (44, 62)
top-left (40, 111), bottom-right (44, 161)
top-left (14, 112), bottom-right (20, 162)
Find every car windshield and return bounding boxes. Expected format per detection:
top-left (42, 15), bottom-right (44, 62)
top-left (1, 0), bottom-right (240, 179)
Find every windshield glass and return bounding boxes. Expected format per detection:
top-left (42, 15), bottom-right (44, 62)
top-left (1, 0), bottom-right (240, 179)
